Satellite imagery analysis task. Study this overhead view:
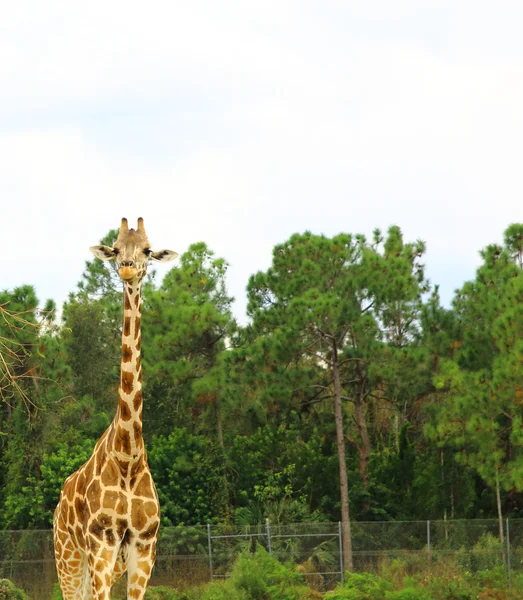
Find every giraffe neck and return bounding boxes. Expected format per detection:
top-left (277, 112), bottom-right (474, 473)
top-left (113, 280), bottom-right (144, 460)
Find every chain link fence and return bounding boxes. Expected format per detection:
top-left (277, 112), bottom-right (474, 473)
top-left (1, 519), bottom-right (522, 599)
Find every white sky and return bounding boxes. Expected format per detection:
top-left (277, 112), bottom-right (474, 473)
top-left (2, 1), bottom-right (523, 322)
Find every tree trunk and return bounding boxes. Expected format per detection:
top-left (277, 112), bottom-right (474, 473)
top-left (332, 343), bottom-right (353, 572)
top-left (354, 391), bottom-right (371, 489)
top-left (215, 400), bottom-right (224, 449)
top-left (495, 467), bottom-right (504, 544)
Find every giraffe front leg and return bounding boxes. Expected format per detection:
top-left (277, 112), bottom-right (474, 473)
top-left (125, 540), bottom-right (157, 600)
top-left (87, 542), bottom-right (121, 600)
top-left (111, 547), bottom-right (126, 585)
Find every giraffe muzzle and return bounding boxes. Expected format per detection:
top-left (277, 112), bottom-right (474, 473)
top-left (119, 266), bottom-right (138, 281)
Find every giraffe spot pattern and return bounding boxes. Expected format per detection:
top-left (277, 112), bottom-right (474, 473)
top-left (121, 370), bottom-right (134, 394)
top-left (119, 398), bottom-right (132, 420)
top-left (101, 459), bottom-right (118, 487)
top-left (124, 291), bottom-right (132, 310)
top-left (117, 427), bottom-right (131, 455)
top-left (133, 390), bottom-right (143, 413)
top-left (124, 316), bottom-right (131, 336)
top-left (54, 271), bottom-right (161, 598)
top-left (122, 343), bottom-right (133, 363)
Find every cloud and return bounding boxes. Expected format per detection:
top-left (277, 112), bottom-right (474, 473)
top-left (3, 2), bottom-right (523, 318)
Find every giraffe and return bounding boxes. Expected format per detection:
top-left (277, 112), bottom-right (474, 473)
top-left (53, 217), bottom-right (178, 600)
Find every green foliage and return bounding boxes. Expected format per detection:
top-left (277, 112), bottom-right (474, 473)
top-left (3, 439), bottom-right (95, 528)
top-left (51, 583), bottom-right (63, 600)
top-left (144, 586), bottom-right (191, 600)
top-left (149, 428), bottom-right (226, 525)
top-left (326, 572), bottom-right (392, 600)
top-left (0, 580), bottom-right (28, 600)
top-left (229, 547), bottom-right (308, 600)
top-left (10, 223), bottom-right (523, 534)
top-left (198, 580), bottom-right (249, 600)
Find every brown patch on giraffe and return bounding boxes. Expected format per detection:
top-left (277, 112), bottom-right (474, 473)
top-left (116, 495), bottom-right (128, 515)
top-left (131, 499), bottom-right (149, 530)
top-left (115, 457), bottom-right (129, 476)
top-left (135, 540), bottom-right (151, 552)
top-left (101, 459), bottom-right (119, 486)
top-left (137, 560), bottom-right (152, 575)
top-left (134, 472), bottom-right (155, 498)
top-left (86, 480), bottom-right (102, 514)
top-left (131, 460), bottom-right (145, 478)
top-left (95, 445), bottom-right (107, 474)
top-left (67, 526), bottom-right (76, 543)
top-left (116, 518), bottom-right (128, 540)
top-left (89, 520), bottom-right (104, 541)
top-left (136, 353), bottom-right (141, 372)
top-left (105, 528), bottom-right (116, 546)
top-left (140, 521), bottom-right (159, 540)
top-left (74, 497), bottom-right (85, 521)
top-left (133, 389), bottom-right (142, 411)
top-left (144, 501), bottom-right (158, 517)
top-left (102, 490), bottom-right (119, 510)
top-left (76, 472), bottom-right (87, 496)
top-left (64, 479), bottom-right (75, 502)
top-left (133, 420), bottom-right (142, 440)
top-left (124, 290), bottom-right (132, 310)
top-left (124, 316), bottom-right (131, 337)
top-left (121, 370), bottom-right (134, 394)
top-left (88, 536), bottom-right (100, 554)
top-left (119, 397), bottom-right (132, 420)
top-left (98, 512), bottom-right (112, 527)
top-left (116, 426), bottom-right (131, 455)
top-left (136, 335), bottom-right (142, 352)
top-left (135, 293), bottom-right (140, 307)
top-left (75, 525), bottom-right (85, 548)
top-left (130, 460), bottom-right (145, 487)
top-left (129, 589), bottom-right (141, 600)
top-left (85, 458), bottom-right (94, 482)
top-left (56, 528), bottom-right (67, 544)
top-left (122, 343), bottom-right (133, 363)
top-left (134, 316), bottom-right (141, 338)
top-left (68, 505), bottom-right (75, 525)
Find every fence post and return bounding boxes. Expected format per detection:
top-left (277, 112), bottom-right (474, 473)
top-left (506, 518), bottom-right (511, 588)
top-left (207, 523), bottom-right (213, 580)
top-left (338, 521), bottom-right (344, 584)
top-left (427, 520), bottom-right (431, 570)
top-left (266, 518), bottom-right (272, 554)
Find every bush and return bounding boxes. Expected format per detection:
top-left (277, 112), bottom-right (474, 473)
top-left (0, 580), bottom-right (28, 600)
top-left (145, 586), bottom-right (191, 600)
top-left (199, 580), bottom-right (249, 600)
top-left (326, 572), bottom-right (392, 600)
top-left (230, 547), bottom-right (311, 600)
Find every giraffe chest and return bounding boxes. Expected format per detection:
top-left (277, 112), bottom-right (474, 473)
top-left (85, 459), bottom-right (160, 544)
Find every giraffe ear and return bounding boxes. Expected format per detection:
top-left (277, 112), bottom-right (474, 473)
top-left (149, 249), bottom-right (178, 263)
top-left (90, 245), bottom-right (117, 261)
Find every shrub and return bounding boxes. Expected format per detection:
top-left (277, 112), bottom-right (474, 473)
top-left (326, 572), bottom-right (392, 600)
top-left (145, 586), bottom-right (190, 600)
top-left (230, 547), bottom-right (307, 600)
top-left (199, 580), bottom-right (249, 600)
top-left (0, 580), bottom-right (28, 600)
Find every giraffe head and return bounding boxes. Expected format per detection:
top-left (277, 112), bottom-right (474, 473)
top-left (90, 217), bottom-right (178, 282)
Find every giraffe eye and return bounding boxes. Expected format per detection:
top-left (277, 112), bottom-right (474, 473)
top-left (144, 248), bottom-right (152, 256)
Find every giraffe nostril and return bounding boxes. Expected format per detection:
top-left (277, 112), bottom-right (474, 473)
top-left (121, 260), bottom-right (135, 268)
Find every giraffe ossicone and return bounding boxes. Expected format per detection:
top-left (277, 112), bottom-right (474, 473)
top-left (54, 218), bottom-right (177, 600)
